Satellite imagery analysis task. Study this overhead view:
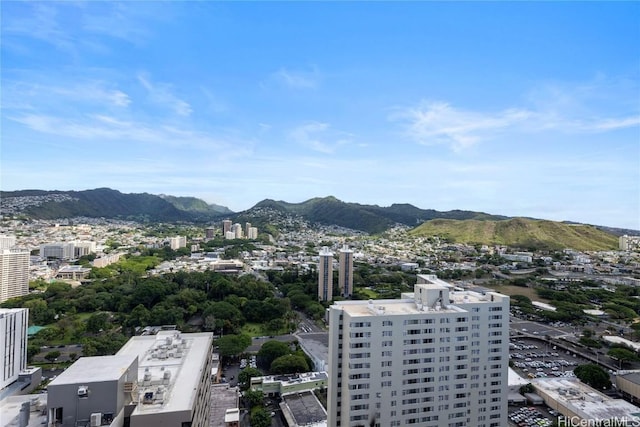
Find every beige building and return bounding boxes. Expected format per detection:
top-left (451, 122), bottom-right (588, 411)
top-left (318, 247), bottom-right (333, 302)
top-left (0, 249), bottom-right (30, 303)
top-left (338, 245), bottom-right (354, 298)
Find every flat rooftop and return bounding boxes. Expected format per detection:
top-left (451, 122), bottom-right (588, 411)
top-left (534, 378), bottom-right (640, 421)
top-left (0, 394), bottom-right (48, 427)
top-left (117, 331), bottom-right (212, 417)
top-left (281, 390), bottom-right (327, 427)
top-left (48, 355), bottom-right (137, 385)
top-left (210, 384), bottom-right (239, 427)
top-left (335, 288), bottom-right (505, 317)
top-left (256, 372), bottom-right (327, 387)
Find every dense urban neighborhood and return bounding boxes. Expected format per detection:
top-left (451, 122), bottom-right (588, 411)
top-left (1, 199), bottom-right (640, 427)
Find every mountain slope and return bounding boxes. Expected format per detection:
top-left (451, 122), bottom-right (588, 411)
top-left (409, 218), bottom-right (618, 251)
top-left (160, 195), bottom-right (233, 215)
top-left (0, 188), bottom-right (229, 222)
top-left (253, 196), bottom-right (506, 234)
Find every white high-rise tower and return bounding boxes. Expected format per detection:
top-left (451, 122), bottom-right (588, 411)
top-left (327, 274), bottom-right (510, 427)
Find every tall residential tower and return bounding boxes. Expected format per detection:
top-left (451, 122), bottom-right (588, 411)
top-left (318, 247), bottom-right (334, 302)
top-left (327, 275), bottom-right (510, 427)
top-left (0, 249), bottom-right (30, 303)
top-left (338, 245), bottom-right (354, 298)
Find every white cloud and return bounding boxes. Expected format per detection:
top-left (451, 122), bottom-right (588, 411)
top-left (288, 122), bottom-right (353, 154)
top-left (8, 113), bottom-right (246, 153)
top-left (137, 72), bottom-right (192, 116)
top-left (392, 98), bottom-right (639, 151)
top-left (391, 101), bottom-right (531, 151)
top-left (272, 67), bottom-right (320, 89)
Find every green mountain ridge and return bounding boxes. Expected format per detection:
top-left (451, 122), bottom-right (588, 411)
top-left (159, 195), bottom-right (233, 215)
top-left (253, 196), bottom-right (508, 234)
top-left (410, 217), bottom-right (618, 251)
top-left (1, 188), bottom-right (231, 222)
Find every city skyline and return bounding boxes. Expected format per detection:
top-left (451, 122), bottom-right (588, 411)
top-left (2, 2), bottom-right (639, 229)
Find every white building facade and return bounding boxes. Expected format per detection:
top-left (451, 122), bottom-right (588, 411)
top-left (327, 275), bottom-right (510, 427)
top-left (0, 249), bottom-right (30, 303)
top-left (0, 308), bottom-right (29, 391)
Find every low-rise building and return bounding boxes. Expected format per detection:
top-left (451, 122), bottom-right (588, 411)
top-left (533, 378), bottom-right (640, 424)
top-left (250, 372), bottom-right (327, 397)
top-left (46, 331), bottom-right (213, 427)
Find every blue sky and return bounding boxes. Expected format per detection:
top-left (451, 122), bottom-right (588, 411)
top-left (2, 2), bottom-right (639, 229)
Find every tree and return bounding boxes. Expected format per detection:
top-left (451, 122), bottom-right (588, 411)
top-left (238, 367), bottom-right (261, 391)
top-left (44, 350), bottom-right (61, 362)
top-left (86, 312), bottom-right (109, 333)
top-left (216, 334), bottom-right (251, 359)
top-left (574, 364), bottom-right (611, 389)
top-left (257, 340), bottom-right (290, 369)
top-left (270, 354), bottom-right (309, 374)
top-left (608, 347), bottom-right (639, 368)
top-left (244, 389), bottom-right (264, 408)
top-left (250, 407), bottom-right (271, 427)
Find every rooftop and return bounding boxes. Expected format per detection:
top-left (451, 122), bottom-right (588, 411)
top-left (534, 378), bottom-right (640, 422)
top-left (334, 280), bottom-right (507, 317)
top-left (281, 390), bottom-right (327, 427)
top-left (211, 384), bottom-right (239, 427)
top-left (117, 331), bottom-right (213, 417)
top-left (48, 355), bottom-right (137, 385)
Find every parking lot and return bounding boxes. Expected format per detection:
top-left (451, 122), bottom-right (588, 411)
top-left (510, 338), bottom-right (580, 380)
top-left (509, 406), bottom-right (553, 427)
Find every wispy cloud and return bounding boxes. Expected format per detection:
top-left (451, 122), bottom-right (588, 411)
top-left (391, 101), bottom-right (531, 151)
top-left (392, 97), bottom-right (639, 151)
top-left (288, 121), bottom-right (353, 154)
top-left (8, 113), bottom-right (248, 154)
top-left (137, 72), bottom-right (192, 116)
top-left (271, 66), bottom-right (320, 89)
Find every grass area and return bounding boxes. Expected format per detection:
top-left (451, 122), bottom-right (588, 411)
top-left (358, 288), bottom-right (379, 299)
top-left (483, 284), bottom-right (549, 303)
top-left (240, 323), bottom-right (265, 337)
top-left (410, 218), bottom-right (618, 251)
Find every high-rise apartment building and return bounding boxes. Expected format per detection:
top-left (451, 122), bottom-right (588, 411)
top-left (222, 220), bottom-right (232, 235)
top-left (169, 236), bottom-right (187, 250)
top-left (0, 249), bottom-right (30, 303)
top-left (318, 247), bottom-right (334, 302)
top-left (40, 242), bottom-right (75, 260)
top-left (327, 275), bottom-right (510, 427)
top-left (245, 222), bottom-right (252, 239)
top-left (0, 235), bottom-right (17, 249)
top-left (247, 226), bottom-right (258, 240)
top-left (0, 308), bottom-right (28, 391)
top-left (205, 227), bottom-right (215, 240)
top-left (338, 245), bottom-right (354, 298)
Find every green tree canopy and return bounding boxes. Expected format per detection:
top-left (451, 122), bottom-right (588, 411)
top-left (250, 407), bottom-right (271, 427)
top-left (238, 367), bottom-right (262, 391)
top-left (574, 364), bottom-right (611, 390)
top-left (257, 340), bottom-right (290, 369)
top-left (216, 334), bottom-right (251, 358)
top-left (271, 354), bottom-right (309, 374)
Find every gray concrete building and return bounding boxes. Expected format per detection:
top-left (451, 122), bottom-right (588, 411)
top-left (46, 331), bottom-right (213, 427)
